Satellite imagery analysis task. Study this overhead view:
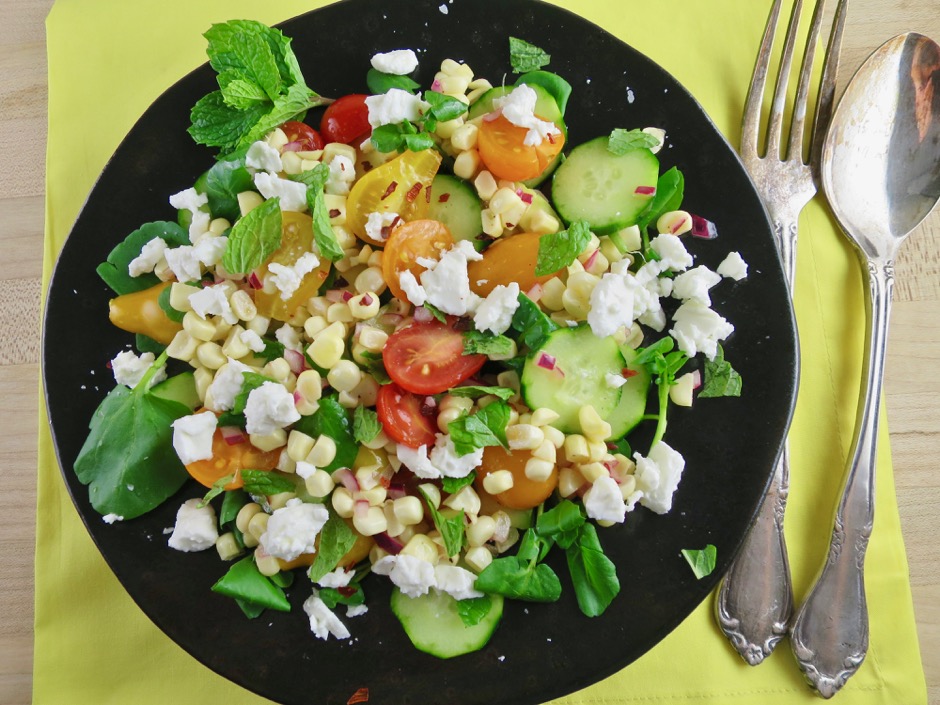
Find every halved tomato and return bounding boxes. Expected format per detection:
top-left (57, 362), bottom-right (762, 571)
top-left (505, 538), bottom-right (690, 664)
top-left (382, 219), bottom-right (454, 301)
top-left (320, 94), bottom-right (372, 145)
top-left (467, 231), bottom-right (564, 297)
top-left (376, 383), bottom-right (438, 448)
top-left (281, 120), bottom-right (324, 151)
top-left (185, 427), bottom-right (282, 489)
top-left (475, 445), bottom-right (558, 510)
top-left (477, 114), bottom-right (565, 182)
top-left (383, 319), bottom-right (486, 395)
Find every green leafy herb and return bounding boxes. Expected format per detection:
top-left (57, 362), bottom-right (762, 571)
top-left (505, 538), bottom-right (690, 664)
top-left (293, 395), bottom-right (357, 473)
top-left (681, 544), bottom-right (718, 579)
top-left (698, 345), bottom-right (743, 398)
top-left (456, 595), bottom-right (493, 627)
top-left (366, 68), bottom-right (420, 94)
top-left (199, 473), bottom-right (235, 508)
top-left (419, 487), bottom-right (465, 558)
top-left (203, 150), bottom-right (253, 221)
top-left (449, 385), bottom-right (516, 401)
top-left (447, 400), bottom-right (511, 456)
top-left (369, 90), bottom-right (468, 153)
top-left (211, 555), bottom-right (291, 614)
top-left (509, 37), bottom-right (551, 73)
top-left (292, 163), bottom-right (345, 262)
top-left (218, 371), bottom-right (274, 427)
top-left (536, 499), bottom-right (585, 550)
top-left (607, 128), bottom-right (660, 155)
top-left (423, 90), bottom-right (469, 127)
top-left (462, 331), bottom-right (516, 358)
top-left (637, 167), bottom-right (685, 230)
top-left (515, 70), bottom-right (572, 115)
top-left (189, 20), bottom-right (328, 154)
top-left (420, 301), bottom-right (448, 323)
top-left (442, 472), bottom-right (476, 494)
top-left (96, 221), bottom-right (189, 295)
top-left (157, 284), bottom-right (186, 323)
top-left (219, 488), bottom-right (249, 528)
top-left (241, 469), bottom-right (296, 497)
top-left (135, 333), bottom-right (166, 356)
top-left (509, 293), bottom-right (558, 351)
top-left (309, 514), bottom-right (358, 582)
top-left (635, 337), bottom-right (689, 447)
top-left (319, 584), bottom-right (366, 609)
top-left (565, 523), bottom-right (620, 617)
top-left (353, 405), bottom-right (382, 444)
top-left (534, 219), bottom-right (592, 276)
top-left (475, 528), bottom-right (562, 602)
top-left (73, 352), bottom-right (190, 519)
top-left (359, 350), bottom-right (392, 385)
top-left (221, 197), bottom-right (283, 275)
top-left (253, 337), bottom-right (286, 363)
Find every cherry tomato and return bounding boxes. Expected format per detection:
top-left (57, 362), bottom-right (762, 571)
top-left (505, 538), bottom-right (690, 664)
top-left (383, 319), bottom-right (486, 395)
top-left (467, 231), bottom-right (564, 298)
top-left (376, 383), bottom-right (438, 448)
top-left (320, 94), bottom-right (372, 145)
top-left (277, 522), bottom-right (373, 571)
top-left (281, 120), bottom-right (324, 151)
top-left (108, 281), bottom-right (182, 345)
top-left (382, 219), bottom-right (454, 301)
top-left (476, 445), bottom-right (558, 510)
top-left (185, 426), bottom-right (282, 489)
top-left (345, 149), bottom-right (442, 246)
top-left (477, 114), bottom-right (565, 182)
top-left (253, 211), bottom-right (331, 321)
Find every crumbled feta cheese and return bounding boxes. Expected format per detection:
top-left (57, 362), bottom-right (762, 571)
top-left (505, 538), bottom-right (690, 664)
top-left (346, 604), bottom-right (369, 618)
top-left (493, 84), bottom-right (562, 146)
top-left (102, 513), bottom-right (124, 524)
top-left (372, 554), bottom-right (436, 597)
top-left (164, 245), bottom-right (203, 282)
top-left (267, 251), bottom-right (320, 300)
top-left (128, 237), bottom-right (167, 277)
top-left (317, 568), bottom-right (354, 588)
top-left (418, 240), bottom-right (483, 316)
top-left (294, 460), bottom-right (316, 479)
top-left (244, 381), bottom-right (301, 435)
top-left (365, 88), bottom-right (430, 128)
top-left (370, 49), bottom-right (419, 75)
top-left (188, 284), bottom-right (237, 325)
top-left (434, 564), bottom-right (484, 600)
top-left (439, 3), bottom-right (449, 14)
top-left (650, 234), bottom-right (693, 272)
top-left (717, 251), bottom-right (748, 281)
top-left (429, 434), bottom-right (484, 478)
top-left (583, 475), bottom-right (628, 523)
top-left (246, 140), bottom-right (283, 173)
top-left (670, 301), bottom-right (735, 360)
top-left (587, 273), bottom-right (635, 338)
top-left (169, 187), bottom-right (211, 242)
top-left (275, 323), bottom-right (303, 352)
top-left (260, 498), bottom-right (329, 561)
top-left (398, 270), bottom-right (428, 307)
top-left (364, 211), bottom-right (400, 242)
top-left (111, 350), bottom-right (165, 388)
top-left (207, 358), bottom-right (254, 411)
top-left (396, 443), bottom-right (440, 479)
top-left (167, 498), bottom-right (219, 552)
top-left (303, 590), bottom-right (351, 640)
top-left (672, 266), bottom-right (722, 305)
top-left (171, 411), bottom-right (218, 464)
top-left (325, 155), bottom-right (356, 196)
top-left (474, 282), bottom-right (520, 334)
top-left (239, 328), bottom-right (266, 353)
top-left (253, 172), bottom-right (308, 211)
top-left (633, 441), bottom-right (685, 514)
top-left (193, 235), bottom-right (228, 269)
top-left (605, 372), bottom-right (628, 388)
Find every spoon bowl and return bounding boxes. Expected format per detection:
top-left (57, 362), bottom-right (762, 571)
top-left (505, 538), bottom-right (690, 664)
top-left (790, 31), bottom-right (940, 698)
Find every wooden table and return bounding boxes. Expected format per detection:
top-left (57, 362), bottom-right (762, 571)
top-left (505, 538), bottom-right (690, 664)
top-left (1, 1), bottom-right (937, 703)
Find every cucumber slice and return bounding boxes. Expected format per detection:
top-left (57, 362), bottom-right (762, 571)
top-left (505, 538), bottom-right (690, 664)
top-left (429, 174), bottom-right (483, 247)
top-left (521, 325), bottom-right (624, 433)
top-left (606, 346), bottom-right (652, 439)
top-left (390, 588), bottom-right (504, 659)
top-left (551, 136), bottom-right (660, 234)
top-left (149, 372), bottom-right (200, 411)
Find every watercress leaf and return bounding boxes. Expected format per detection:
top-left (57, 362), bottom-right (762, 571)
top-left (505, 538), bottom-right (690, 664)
top-left (420, 302), bottom-right (448, 323)
top-left (158, 284), bottom-right (185, 323)
top-left (681, 544), bottom-right (718, 579)
top-left (370, 123), bottom-right (407, 153)
top-left (353, 406), bottom-right (382, 444)
top-left (199, 473), bottom-right (235, 508)
top-left (516, 527), bottom-right (553, 563)
top-left (509, 37), bottom-right (551, 73)
top-left (289, 161), bottom-right (329, 190)
top-left (319, 585), bottom-right (365, 609)
top-left (633, 337), bottom-right (675, 369)
top-left (698, 345), bottom-right (743, 398)
top-left (536, 500), bottom-right (585, 550)
top-left (424, 90), bottom-right (469, 122)
top-left (135, 333), bottom-right (165, 355)
top-left (366, 68), bottom-right (420, 94)
top-left (637, 167), bottom-right (685, 229)
top-left (293, 395), bottom-right (357, 473)
top-left (309, 514), bottom-right (357, 583)
top-left (447, 400), bottom-right (511, 456)
top-left (456, 594), bottom-right (493, 627)
top-left (462, 331), bottom-right (515, 357)
top-left (509, 293), bottom-right (558, 351)
top-left (222, 196), bottom-right (282, 275)
top-left (403, 131), bottom-right (435, 152)
top-left (566, 523), bottom-right (620, 617)
top-left (211, 555), bottom-right (291, 612)
top-left (253, 337), bottom-right (286, 363)
top-left (535, 219), bottom-right (592, 276)
top-left (441, 472), bottom-right (476, 494)
top-left (241, 470), bottom-right (296, 497)
top-left (448, 385), bottom-right (515, 401)
top-left (96, 221), bottom-right (189, 295)
top-left (204, 150), bottom-right (253, 221)
top-left (188, 90), bottom-right (270, 153)
top-left (607, 128), bottom-right (660, 156)
top-left (474, 556), bottom-right (562, 602)
top-left (220, 488), bottom-right (249, 528)
top-left (419, 487), bottom-right (465, 557)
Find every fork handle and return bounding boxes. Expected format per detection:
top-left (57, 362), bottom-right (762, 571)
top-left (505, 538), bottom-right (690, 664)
top-left (789, 259), bottom-right (891, 698)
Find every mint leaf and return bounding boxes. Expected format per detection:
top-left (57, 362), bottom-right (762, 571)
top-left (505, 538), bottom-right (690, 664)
top-left (296, 163), bottom-right (344, 262)
top-left (441, 473), bottom-right (476, 494)
top-left (309, 514), bottom-right (358, 582)
top-left (447, 401), bottom-right (511, 456)
top-left (205, 20), bottom-right (305, 87)
top-left (219, 72), bottom-right (269, 109)
top-left (456, 595), bottom-right (493, 627)
top-left (226, 29), bottom-right (282, 101)
top-left (238, 83), bottom-right (318, 149)
top-left (535, 220), bottom-right (592, 276)
top-left (681, 544), bottom-right (717, 579)
top-left (418, 487), bottom-right (465, 558)
top-left (698, 345), bottom-right (742, 398)
top-left (353, 406), bottom-right (382, 444)
top-left (462, 331), bottom-right (515, 357)
top-left (188, 91), bottom-right (271, 153)
top-left (253, 338), bottom-right (286, 363)
top-left (509, 37), bottom-right (551, 73)
top-left (241, 470), bottom-right (296, 497)
top-left (222, 197), bottom-right (282, 275)
top-left (608, 128), bottom-right (660, 156)
top-left (199, 473), bottom-right (235, 508)
top-left (449, 385), bottom-right (515, 401)
top-left (565, 523), bottom-right (620, 617)
top-left (509, 293), bottom-right (558, 351)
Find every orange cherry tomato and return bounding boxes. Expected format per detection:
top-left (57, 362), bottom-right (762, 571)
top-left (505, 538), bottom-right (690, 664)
top-left (382, 219), bottom-right (454, 301)
top-left (253, 211), bottom-right (331, 321)
top-left (467, 231), bottom-right (564, 298)
top-left (346, 149), bottom-right (442, 246)
top-left (108, 281), bottom-right (182, 345)
top-left (476, 445), bottom-right (558, 510)
top-left (383, 319), bottom-right (487, 395)
top-left (477, 114), bottom-right (565, 182)
top-left (184, 426), bottom-right (282, 489)
top-left (277, 522), bottom-right (374, 571)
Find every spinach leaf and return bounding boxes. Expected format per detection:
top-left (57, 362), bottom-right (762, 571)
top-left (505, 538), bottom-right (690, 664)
top-left (211, 555), bottom-right (291, 613)
top-left (219, 488), bottom-right (249, 528)
top-left (241, 469), bottom-right (296, 497)
top-left (352, 406), bottom-right (382, 444)
top-left (366, 68), bottom-right (420, 94)
top-left (96, 221), bottom-right (189, 295)
top-left (607, 128), bottom-right (660, 156)
top-left (73, 353), bottom-right (190, 519)
top-left (309, 514), bottom-right (358, 583)
top-left (681, 544), bottom-right (718, 579)
top-left (698, 345), bottom-right (743, 398)
top-left (447, 400), bottom-right (511, 456)
top-left (509, 37), bottom-right (550, 73)
top-left (475, 529), bottom-right (561, 602)
top-left (534, 219), bottom-right (592, 276)
top-left (565, 523), bottom-right (620, 617)
top-left (637, 167), bottom-right (684, 229)
top-left (509, 293), bottom-right (557, 351)
top-left (419, 487), bottom-right (465, 558)
top-left (456, 595), bottom-right (493, 627)
top-left (293, 395), bottom-right (357, 473)
top-left (222, 196), bottom-right (282, 275)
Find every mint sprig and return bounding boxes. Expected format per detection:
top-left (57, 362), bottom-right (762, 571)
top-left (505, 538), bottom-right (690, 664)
top-left (509, 37), bottom-right (551, 73)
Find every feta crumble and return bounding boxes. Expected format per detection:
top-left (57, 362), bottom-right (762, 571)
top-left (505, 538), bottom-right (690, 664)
top-left (244, 381), bottom-right (302, 435)
top-left (303, 590), bottom-right (351, 640)
top-left (583, 475), bottom-right (627, 523)
top-left (171, 411), bottom-right (218, 464)
top-left (317, 568), bottom-right (354, 588)
top-left (398, 270), bottom-right (428, 307)
top-left (253, 172), bottom-right (309, 211)
top-left (102, 513), bottom-right (124, 524)
top-left (267, 251), bottom-right (320, 300)
top-left (207, 358), bottom-right (254, 411)
top-left (633, 441), bottom-right (685, 514)
top-left (670, 301), bottom-right (735, 360)
top-left (717, 251), bottom-right (748, 281)
top-left (370, 49), bottom-right (419, 75)
top-left (365, 88), bottom-right (430, 128)
top-left (372, 554), bottom-right (436, 597)
top-left (167, 498), bottom-right (219, 552)
top-left (416, 240), bottom-right (482, 316)
top-left (650, 233), bottom-right (693, 272)
top-left (239, 328), bottom-right (266, 353)
top-left (364, 211), bottom-right (400, 242)
top-left (325, 155), bottom-right (356, 195)
top-left (493, 84), bottom-right (562, 146)
top-left (164, 245), bottom-right (203, 283)
top-left (128, 237), bottom-right (167, 277)
top-left (188, 284), bottom-right (238, 325)
top-left (275, 322), bottom-right (304, 352)
top-left (245, 140), bottom-right (283, 173)
top-left (434, 564), bottom-right (484, 600)
top-left (429, 434), bottom-right (484, 478)
top-left (474, 282), bottom-right (520, 335)
top-left (260, 498), bottom-right (329, 561)
top-left (396, 443), bottom-right (440, 479)
top-left (111, 350), bottom-right (165, 388)
top-left (671, 266), bottom-right (722, 305)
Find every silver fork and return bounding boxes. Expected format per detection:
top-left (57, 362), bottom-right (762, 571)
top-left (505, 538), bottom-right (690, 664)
top-left (715, 0), bottom-right (848, 666)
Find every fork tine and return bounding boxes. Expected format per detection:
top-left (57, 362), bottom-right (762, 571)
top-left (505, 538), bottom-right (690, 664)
top-left (766, 0), bottom-right (806, 158)
top-left (785, 0), bottom-right (829, 163)
top-left (809, 0), bottom-right (849, 175)
top-left (741, 0), bottom-right (783, 157)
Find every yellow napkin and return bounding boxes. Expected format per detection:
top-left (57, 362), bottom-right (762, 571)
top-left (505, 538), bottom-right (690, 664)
top-left (37, 1), bottom-right (927, 703)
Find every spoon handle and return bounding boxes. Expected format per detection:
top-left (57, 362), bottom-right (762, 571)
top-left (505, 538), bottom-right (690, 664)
top-left (790, 259), bottom-right (893, 698)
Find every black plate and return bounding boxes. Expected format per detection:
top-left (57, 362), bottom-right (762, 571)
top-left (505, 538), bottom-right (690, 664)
top-left (43, 0), bottom-right (797, 703)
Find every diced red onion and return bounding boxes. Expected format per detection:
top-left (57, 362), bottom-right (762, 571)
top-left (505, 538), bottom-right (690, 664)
top-left (373, 532), bottom-right (404, 555)
top-left (420, 396), bottom-right (438, 417)
top-left (332, 467), bottom-right (359, 493)
top-left (293, 390), bottom-right (304, 405)
top-left (690, 214), bottom-right (718, 239)
top-left (431, 78), bottom-right (443, 92)
top-left (387, 482), bottom-right (408, 500)
top-left (220, 426), bottom-right (246, 446)
top-left (361, 293), bottom-right (374, 307)
top-left (413, 306), bottom-right (434, 323)
top-left (583, 249), bottom-right (599, 270)
top-left (691, 369), bottom-right (702, 389)
top-left (516, 189), bottom-right (533, 204)
top-left (282, 140), bottom-right (304, 152)
top-left (526, 282), bottom-right (543, 302)
top-left (325, 289), bottom-right (347, 303)
top-left (284, 349), bottom-right (306, 374)
top-left (354, 499), bottom-right (370, 519)
top-left (247, 272), bottom-right (263, 290)
top-left (483, 108), bottom-right (502, 122)
top-left (537, 352), bottom-right (557, 370)
top-left (634, 185), bottom-right (656, 196)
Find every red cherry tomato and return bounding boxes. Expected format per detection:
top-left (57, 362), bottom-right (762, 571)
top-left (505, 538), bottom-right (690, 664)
top-left (281, 120), bottom-right (324, 151)
top-left (382, 320), bottom-right (487, 395)
top-left (376, 383), bottom-right (438, 448)
top-left (320, 94), bottom-right (372, 145)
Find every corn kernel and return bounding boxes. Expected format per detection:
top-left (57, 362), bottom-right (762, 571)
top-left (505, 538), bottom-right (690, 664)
top-left (358, 327), bottom-right (388, 353)
top-left (506, 424), bottom-right (544, 451)
top-left (418, 483), bottom-right (441, 510)
top-left (481, 208), bottom-right (502, 237)
top-left (246, 511), bottom-right (270, 540)
top-left (323, 194), bottom-right (347, 224)
top-left (195, 341), bottom-right (226, 370)
top-left (322, 142), bottom-right (357, 166)
top-left (193, 366), bottom-right (213, 402)
top-left (277, 449), bottom-right (296, 473)
top-left (619, 475), bottom-right (638, 501)
top-left (657, 210), bottom-right (692, 236)
top-left (265, 127), bottom-right (288, 149)
top-left (444, 486), bottom-right (481, 516)
top-left (670, 372), bottom-right (696, 407)
top-left (215, 532), bottom-right (243, 561)
top-left (263, 357), bottom-right (291, 384)
top-left (532, 438), bottom-right (557, 463)
top-left (557, 467), bottom-right (584, 498)
top-left (453, 149), bottom-right (480, 179)
top-left (489, 187), bottom-right (522, 215)
top-left (235, 502), bottom-right (262, 534)
top-left (221, 325), bottom-right (250, 360)
top-left (251, 429), bottom-right (286, 453)
top-left (307, 335), bottom-right (344, 369)
top-left (287, 430), bottom-right (316, 462)
top-left (182, 310), bottom-right (216, 341)
top-left (246, 314), bottom-right (270, 337)
top-left (451, 122), bottom-right (479, 151)
top-left (326, 302), bottom-right (354, 323)
top-left (166, 330), bottom-right (199, 362)
top-left (209, 218), bottom-right (231, 236)
top-left (308, 434), bottom-right (337, 467)
top-left (467, 516), bottom-right (497, 547)
top-left (268, 491), bottom-right (296, 511)
top-left (353, 506), bottom-right (388, 537)
top-left (169, 282), bottom-right (199, 312)
top-left (349, 292), bottom-right (381, 319)
top-left (579, 405), bottom-right (612, 442)
top-left (564, 434), bottom-right (590, 463)
top-left (519, 207), bottom-right (560, 235)
top-left (358, 485), bottom-right (387, 507)
top-left (436, 406), bottom-right (465, 434)
top-left (393, 496), bottom-right (425, 526)
top-left (331, 487), bottom-right (355, 518)
top-left (353, 374), bottom-right (380, 407)
top-left (305, 469), bottom-right (335, 498)
top-left (280, 150), bottom-right (303, 175)
top-left (496, 370), bottom-right (520, 394)
top-left (579, 462), bottom-right (608, 484)
top-left (465, 546), bottom-right (493, 573)
top-left (587, 440), bottom-right (608, 462)
top-left (482, 469), bottom-right (514, 495)
top-left (238, 190), bottom-right (264, 216)
top-left (327, 360), bottom-right (362, 393)
top-left (435, 116), bottom-right (465, 139)
top-left (599, 237), bottom-right (625, 265)
top-left (616, 224), bottom-right (643, 252)
top-left (401, 535), bottom-right (439, 565)
top-left (530, 408), bottom-right (560, 427)
top-left (524, 457), bottom-right (554, 482)
top-left (473, 170), bottom-right (498, 200)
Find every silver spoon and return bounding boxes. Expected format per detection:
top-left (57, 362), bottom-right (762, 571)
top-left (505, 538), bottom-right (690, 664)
top-left (790, 32), bottom-right (940, 698)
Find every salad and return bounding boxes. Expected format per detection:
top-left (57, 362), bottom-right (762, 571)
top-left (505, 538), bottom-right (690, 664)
top-left (74, 20), bottom-right (748, 658)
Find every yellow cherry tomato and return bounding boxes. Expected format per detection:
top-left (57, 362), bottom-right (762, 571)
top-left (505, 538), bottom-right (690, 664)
top-left (276, 522), bottom-right (374, 571)
top-left (184, 424), bottom-right (282, 489)
top-left (467, 231), bottom-right (564, 298)
top-left (476, 445), bottom-right (558, 510)
top-left (108, 281), bottom-right (182, 345)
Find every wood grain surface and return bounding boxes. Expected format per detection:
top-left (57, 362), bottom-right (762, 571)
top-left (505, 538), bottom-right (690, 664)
top-left (1, 2), bottom-right (937, 704)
